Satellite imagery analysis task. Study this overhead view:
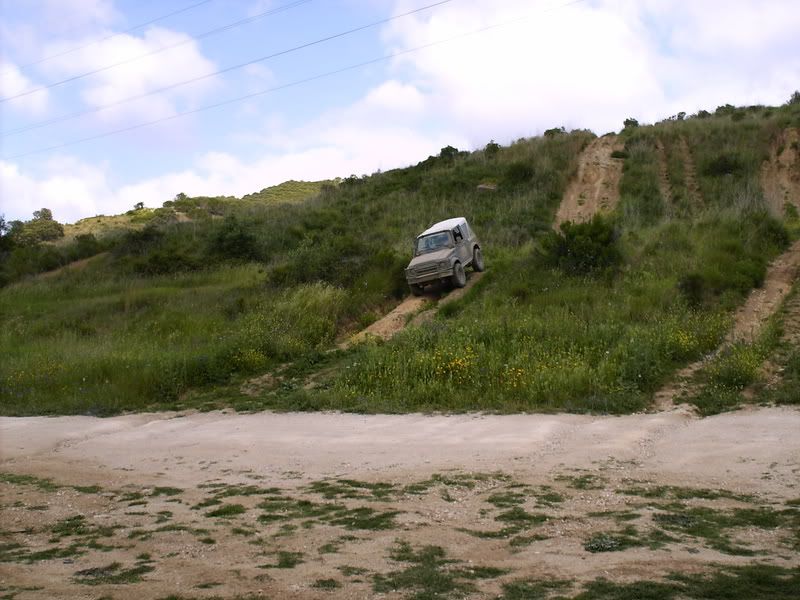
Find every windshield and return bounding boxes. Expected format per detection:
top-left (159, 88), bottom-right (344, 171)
top-left (415, 231), bottom-right (452, 255)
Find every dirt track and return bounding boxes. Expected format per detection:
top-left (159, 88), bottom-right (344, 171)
top-left (2, 407), bottom-right (799, 599)
top-left (555, 136), bottom-right (624, 226)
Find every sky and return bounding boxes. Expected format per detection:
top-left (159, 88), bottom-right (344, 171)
top-left (1, 0), bottom-right (798, 224)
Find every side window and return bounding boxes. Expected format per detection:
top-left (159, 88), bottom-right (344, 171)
top-left (453, 226), bottom-right (463, 242)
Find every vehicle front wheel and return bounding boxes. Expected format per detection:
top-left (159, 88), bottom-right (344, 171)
top-left (472, 247), bottom-right (485, 272)
top-left (410, 284), bottom-right (424, 296)
top-left (451, 262), bottom-right (466, 288)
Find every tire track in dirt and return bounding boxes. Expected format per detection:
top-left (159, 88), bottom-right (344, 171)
top-left (678, 135), bottom-right (703, 210)
top-left (653, 239), bottom-right (800, 411)
top-left (555, 135), bottom-right (625, 227)
top-left (655, 139), bottom-right (673, 208)
top-left (340, 272), bottom-right (485, 348)
top-left (762, 127), bottom-right (800, 215)
top-left (746, 281), bottom-right (800, 396)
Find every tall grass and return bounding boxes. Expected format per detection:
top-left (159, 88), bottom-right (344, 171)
top-left (0, 265), bottom-right (346, 414)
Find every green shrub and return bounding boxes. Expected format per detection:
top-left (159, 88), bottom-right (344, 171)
top-left (540, 215), bottom-right (622, 275)
top-left (701, 153), bottom-right (746, 177)
top-left (209, 216), bottom-right (259, 261)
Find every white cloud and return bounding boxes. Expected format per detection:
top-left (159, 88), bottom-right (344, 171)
top-left (0, 157), bottom-right (112, 223)
top-left (0, 60), bottom-right (51, 116)
top-left (42, 26), bottom-right (219, 124)
top-left (363, 80), bottom-right (426, 113)
top-left (382, 0), bottom-right (665, 142)
top-left (379, 0), bottom-right (800, 138)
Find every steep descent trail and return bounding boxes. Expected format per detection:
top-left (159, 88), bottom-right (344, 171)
top-left (678, 135), bottom-right (703, 210)
top-left (762, 127), bottom-right (800, 215)
top-left (655, 139), bottom-right (673, 208)
top-left (341, 272), bottom-right (485, 348)
top-left (653, 239), bottom-right (800, 411)
top-left (555, 135), bottom-right (624, 226)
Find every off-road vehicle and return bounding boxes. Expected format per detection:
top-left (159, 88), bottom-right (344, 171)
top-left (404, 217), bottom-right (484, 295)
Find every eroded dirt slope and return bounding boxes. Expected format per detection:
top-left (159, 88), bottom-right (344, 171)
top-left (555, 136), bottom-right (624, 226)
top-left (762, 127), bottom-right (800, 215)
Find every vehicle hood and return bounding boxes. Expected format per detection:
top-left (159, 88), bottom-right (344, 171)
top-left (407, 248), bottom-right (452, 269)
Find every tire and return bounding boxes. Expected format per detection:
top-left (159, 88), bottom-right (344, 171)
top-left (451, 262), bottom-right (466, 288)
top-left (410, 284), bottom-right (424, 296)
top-left (472, 247), bottom-right (485, 272)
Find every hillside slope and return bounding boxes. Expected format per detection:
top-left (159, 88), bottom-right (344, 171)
top-left (1, 100), bottom-right (799, 416)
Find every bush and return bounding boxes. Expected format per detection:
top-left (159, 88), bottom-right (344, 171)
top-left (209, 216), bottom-right (259, 261)
top-left (540, 215), bottom-right (622, 275)
top-left (701, 153), bottom-right (745, 177)
top-left (504, 162), bottom-right (535, 186)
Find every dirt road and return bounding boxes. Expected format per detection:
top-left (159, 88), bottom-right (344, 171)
top-left (2, 407), bottom-right (798, 599)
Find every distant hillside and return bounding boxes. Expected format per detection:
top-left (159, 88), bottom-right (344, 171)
top-left (240, 179), bottom-right (331, 204)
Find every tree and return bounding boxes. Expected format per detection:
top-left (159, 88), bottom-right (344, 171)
top-left (0, 215), bottom-right (15, 252)
top-left (623, 118), bottom-right (639, 129)
top-left (12, 209), bottom-right (64, 245)
top-left (788, 91), bottom-right (800, 105)
top-left (439, 145), bottom-right (459, 161)
top-left (484, 140), bottom-right (500, 158)
top-left (133, 201), bottom-right (145, 211)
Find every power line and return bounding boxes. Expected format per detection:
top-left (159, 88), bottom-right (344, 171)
top-left (2, 0), bottom-right (587, 161)
top-left (0, 0), bottom-right (313, 103)
top-left (2, 0), bottom-right (455, 136)
top-left (2, 0), bottom-right (215, 74)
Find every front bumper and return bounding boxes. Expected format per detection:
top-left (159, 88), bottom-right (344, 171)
top-left (405, 265), bottom-right (453, 285)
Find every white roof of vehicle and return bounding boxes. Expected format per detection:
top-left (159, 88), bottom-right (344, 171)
top-left (419, 217), bottom-right (467, 237)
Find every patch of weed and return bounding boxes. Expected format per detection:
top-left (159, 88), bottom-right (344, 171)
top-left (307, 479), bottom-right (396, 500)
top-left (0, 473), bottom-right (59, 492)
top-left (373, 541), bottom-right (505, 599)
top-left (584, 526), bottom-right (646, 553)
top-left (618, 484), bottom-right (753, 502)
top-left (652, 505), bottom-right (799, 554)
top-left (338, 565), bottom-right (369, 576)
top-left (205, 504), bottom-right (246, 518)
top-left (150, 486), bottom-right (182, 497)
top-left (311, 578), bottom-right (341, 590)
top-left (260, 551), bottom-right (304, 569)
top-left (74, 561), bottom-right (154, 585)
top-left (555, 473), bottom-right (605, 490)
top-left (257, 496), bottom-right (400, 531)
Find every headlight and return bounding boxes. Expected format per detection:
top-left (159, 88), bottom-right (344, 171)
top-left (438, 261), bottom-right (448, 269)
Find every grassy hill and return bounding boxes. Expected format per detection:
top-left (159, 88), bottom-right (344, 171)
top-left (1, 100), bottom-right (799, 416)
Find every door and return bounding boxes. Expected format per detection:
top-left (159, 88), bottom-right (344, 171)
top-left (452, 225), bottom-right (470, 263)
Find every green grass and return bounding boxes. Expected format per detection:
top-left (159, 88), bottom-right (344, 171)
top-left (311, 578), bottom-right (341, 590)
top-left (652, 505), bottom-right (800, 554)
top-left (618, 484), bottom-right (753, 502)
top-left (372, 541), bottom-right (507, 599)
top-left (0, 473), bottom-right (59, 491)
top-left (257, 495), bottom-right (401, 531)
top-left (73, 561), bottom-right (155, 585)
top-left (260, 551), bottom-right (304, 569)
top-left (205, 504), bottom-right (246, 518)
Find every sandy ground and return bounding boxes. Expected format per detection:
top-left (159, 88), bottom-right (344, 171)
top-left (2, 407), bottom-right (799, 599)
